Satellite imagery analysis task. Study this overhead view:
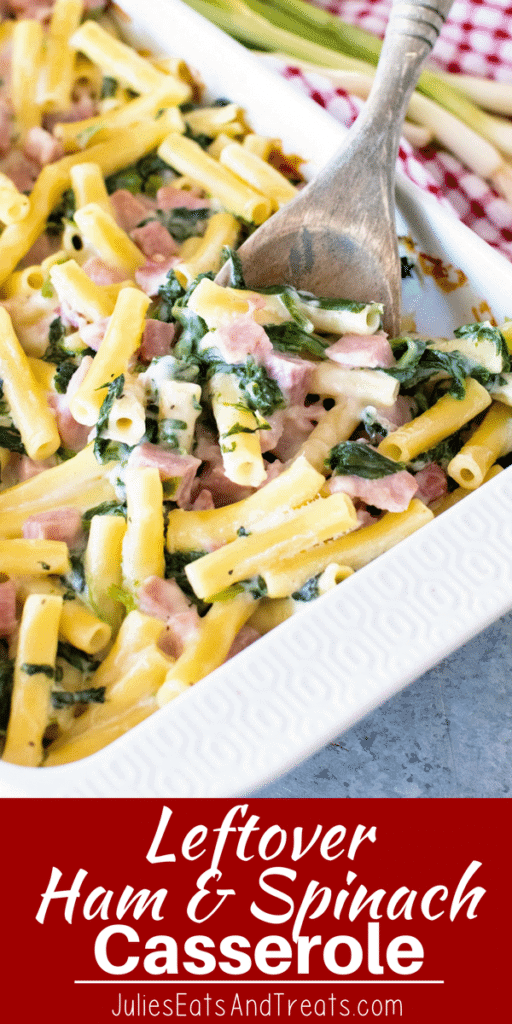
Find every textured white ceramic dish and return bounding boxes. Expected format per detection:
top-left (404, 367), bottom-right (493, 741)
top-left (1, 0), bottom-right (512, 797)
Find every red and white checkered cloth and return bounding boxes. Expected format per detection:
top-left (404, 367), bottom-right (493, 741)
top-left (278, 0), bottom-right (512, 260)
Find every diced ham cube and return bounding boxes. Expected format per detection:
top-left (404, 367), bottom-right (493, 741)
top-left (0, 580), bottom-right (16, 638)
top-left (0, 149), bottom-right (39, 192)
top-left (0, 98), bottom-right (12, 155)
top-left (127, 443), bottom-right (201, 507)
top-left (414, 463), bottom-right (447, 506)
top-left (212, 315), bottom-right (273, 364)
top-left (273, 402), bottom-right (325, 462)
top-left (23, 126), bottom-right (63, 166)
top-left (156, 185), bottom-right (208, 210)
top-left (158, 609), bottom-right (201, 660)
top-left (259, 410), bottom-right (284, 453)
top-left (131, 221), bottom-right (178, 260)
top-left (195, 463), bottom-right (253, 508)
top-left (326, 332), bottom-right (395, 369)
top-left (18, 455), bottom-right (57, 480)
top-left (264, 351), bottom-right (315, 404)
top-left (110, 189), bottom-right (155, 232)
top-left (82, 257), bottom-right (127, 286)
top-left (138, 576), bottom-right (192, 620)
top-left (23, 507), bottom-right (82, 544)
top-left (226, 625), bottom-right (261, 661)
top-left (328, 469), bottom-right (418, 513)
top-left (135, 256), bottom-right (178, 297)
top-left (140, 319), bottom-right (175, 362)
top-left (191, 489), bottom-right (214, 511)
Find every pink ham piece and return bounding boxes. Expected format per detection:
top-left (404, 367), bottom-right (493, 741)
top-left (156, 185), bottom-right (208, 210)
top-left (131, 220), bottom-right (178, 260)
top-left (138, 575), bottom-right (193, 621)
top-left (23, 507), bottom-right (82, 544)
top-left (264, 351), bottom-right (315, 405)
top-left (0, 580), bottom-right (16, 638)
top-left (82, 257), bottom-right (127, 286)
top-left (0, 149), bottom-right (39, 192)
top-left (44, 93), bottom-right (98, 132)
top-left (127, 443), bottom-right (201, 507)
top-left (110, 189), bottom-right (155, 233)
top-left (23, 126), bottom-right (63, 166)
top-left (226, 625), bottom-right (261, 661)
top-left (135, 256), bottom-right (177, 297)
top-left (140, 319), bottom-right (175, 362)
top-left (273, 402), bottom-right (325, 462)
top-left (414, 463), bottom-right (447, 505)
top-left (214, 315), bottom-right (273, 364)
top-left (328, 469), bottom-right (418, 513)
top-left (138, 577), bottom-right (200, 660)
top-left (194, 463), bottom-right (253, 508)
top-left (191, 489), bottom-right (214, 511)
top-left (326, 332), bottom-right (394, 369)
top-left (18, 455), bottom-right (57, 480)
top-left (0, 98), bottom-right (12, 155)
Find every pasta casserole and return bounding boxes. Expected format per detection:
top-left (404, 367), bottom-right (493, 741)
top-left (0, 1), bottom-right (511, 768)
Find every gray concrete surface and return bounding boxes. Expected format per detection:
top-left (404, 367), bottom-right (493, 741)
top-left (256, 610), bottom-right (512, 797)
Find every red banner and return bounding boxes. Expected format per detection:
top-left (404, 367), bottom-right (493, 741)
top-left (2, 799), bottom-right (509, 1021)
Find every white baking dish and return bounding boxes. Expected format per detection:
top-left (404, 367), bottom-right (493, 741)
top-left (1, 0), bottom-right (512, 797)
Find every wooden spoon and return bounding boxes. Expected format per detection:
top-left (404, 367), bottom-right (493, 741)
top-left (217, 0), bottom-right (454, 336)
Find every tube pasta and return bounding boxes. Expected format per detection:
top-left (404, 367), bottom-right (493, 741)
top-left (69, 288), bottom-right (150, 426)
top-left (0, 123), bottom-right (179, 285)
top-left (55, 86), bottom-right (185, 151)
top-left (220, 142), bottom-right (297, 210)
top-left (447, 401), bottom-right (512, 489)
top-left (174, 212), bottom-right (239, 286)
top-left (378, 378), bottom-right (492, 462)
top-left (49, 258), bottom-right (120, 320)
top-left (166, 455), bottom-right (325, 552)
top-left (44, 645), bottom-right (171, 766)
top-left (185, 103), bottom-right (244, 136)
top-left (0, 172), bottom-right (30, 225)
top-left (39, 0), bottom-right (83, 112)
top-left (210, 372), bottom-right (267, 488)
top-left (122, 468), bottom-right (165, 591)
top-left (0, 307), bottom-right (61, 461)
top-left (69, 20), bottom-right (188, 98)
top-left (85, 514), bottom-right (126, 633)
top-left (73, 203), bottom-right (145, 278)
top-left (158, 381), bottom-right (202, 453)
top-left (70, 163), bottom-right (113, 213)
top-left (312, 363), bottom-right (400, 407)
top-left (0, 539), bottom-right (70, 577)
top-left (433, 464), bottom-right (502, 515)
top-left (11, 19), bottom-right (43, 136)
top-left (297, 400), bottom-right (362, 472)
top-left (186, 276), bottom-right (288, 329)
top-left (93, 611), bottom-right (166, 690)
top-left (157, 594), bottom-right (256, 705)
top-left (158, 133), bottom-right (272, 224)
top-left (247, 597), bottom-right (295, 634)
top-left (0, 445), bottom-right (115, 538)
top-left (2, 594), bottom-right (63, 767)
top-left (15, 577), bottom-right (111, 654)
top-left (263, 500), bottom-right (434, 598)
top-left (186, 492), bottom-right (358, 600)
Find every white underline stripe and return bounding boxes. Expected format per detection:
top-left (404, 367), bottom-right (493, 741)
top-left (74, 979), bottom-right (444, 985)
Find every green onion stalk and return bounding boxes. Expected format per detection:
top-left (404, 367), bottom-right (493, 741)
top-left (182, 0), bottom-right (512, 203)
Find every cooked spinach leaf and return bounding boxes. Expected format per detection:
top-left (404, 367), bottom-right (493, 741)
top-left (56, 641), bottom-right (100, 674)
top-left (327, 441), bottom-right (406, 478)
top-left (46, 189), bottom-right (76, 235)
top-left (21, 663), bottom-right (55, 678)
top-left (54, 360), bottom-right (76, 394)
top-left (220, 246), bottom-right (245, 288)
top-left (51, 686), bottom-right (105, 709)
top-left (210, 576), bottom-right (268, 601)
top-left (265, 322), bottom-right (327, 359)
top-left (82, 501), bottom-right (127, 529)
top-left (158, 206), bottom-right (211, 243)
top-left (164, 549), bottom-right (209, 613)
top-left (43, 317), bottom-right (68, 364)
top-left (232, 358), bottom-right (285, 417)
top-left (100, 75), bottom-right (118, 98)
top-left (455, 321), bottom-right (511, 373)
top-left (0, 424), bottom-right (25, 454)
top-left (0, 653), bottom-right (14, 733)
top-left (292, 575), bottom-right (320, 601)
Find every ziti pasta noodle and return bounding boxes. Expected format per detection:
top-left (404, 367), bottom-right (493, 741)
top-left (0, 2), bottom-right (507, 766)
